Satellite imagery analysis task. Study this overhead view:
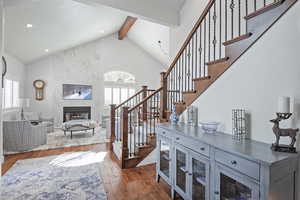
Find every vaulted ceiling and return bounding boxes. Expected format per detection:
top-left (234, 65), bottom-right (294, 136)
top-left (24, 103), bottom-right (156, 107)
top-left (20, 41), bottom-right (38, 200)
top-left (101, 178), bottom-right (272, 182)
top-left (4, 0), bottom-right (185, 64)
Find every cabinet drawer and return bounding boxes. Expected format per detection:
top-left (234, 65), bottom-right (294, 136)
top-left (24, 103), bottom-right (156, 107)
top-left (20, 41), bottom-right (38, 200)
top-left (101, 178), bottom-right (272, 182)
top-left (174, 134), bottom-right (209, 157)
top-left (215, 149), bottom-right (260, 181)
top-left (156, 128), bottom-right (172, 139)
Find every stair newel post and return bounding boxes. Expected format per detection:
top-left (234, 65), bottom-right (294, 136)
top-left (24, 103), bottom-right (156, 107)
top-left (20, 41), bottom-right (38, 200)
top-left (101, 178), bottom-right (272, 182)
top-left (110, 104), bottom-right (116, 150)
top-left (120, 106), bottom-right (129, 169)
top-left (142, 85), bottom-right (148, 121)
top-left (160, 72), bottom-right (167, 121)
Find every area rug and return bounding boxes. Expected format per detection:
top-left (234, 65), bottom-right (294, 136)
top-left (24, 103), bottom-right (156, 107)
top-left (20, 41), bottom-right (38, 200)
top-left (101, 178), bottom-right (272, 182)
top-left (5, 127), bottom-right (109, 155)
top-left (1, 151), bottom-right (108, 200)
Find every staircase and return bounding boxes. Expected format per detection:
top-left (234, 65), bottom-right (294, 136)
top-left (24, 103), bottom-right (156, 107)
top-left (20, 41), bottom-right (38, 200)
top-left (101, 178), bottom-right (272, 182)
top-left (111, 0), bottom-right (298, 169)
top-left (110, 86), bottom-right (160, 168)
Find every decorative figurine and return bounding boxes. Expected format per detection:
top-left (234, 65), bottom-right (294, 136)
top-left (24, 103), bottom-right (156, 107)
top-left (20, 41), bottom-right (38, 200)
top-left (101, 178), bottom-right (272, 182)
top-left (170, 105), bottom-right (179, 125)
top-left (270, 113), bottom-right (299, 153)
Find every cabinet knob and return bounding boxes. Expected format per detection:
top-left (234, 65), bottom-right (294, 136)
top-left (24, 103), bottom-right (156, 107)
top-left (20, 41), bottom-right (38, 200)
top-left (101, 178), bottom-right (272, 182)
top-left (214, 191), bottom-right (219, 195)
top-left (162, 132), bottom-right (166, 134)
top-left (176, 137), bottom-right (180, 140)
top-left (231, 160), bottom-right (237, 165)
top-left (188, 173), bottom-right (193, 176)
top-left (200, 147), bottom-right (205, 151)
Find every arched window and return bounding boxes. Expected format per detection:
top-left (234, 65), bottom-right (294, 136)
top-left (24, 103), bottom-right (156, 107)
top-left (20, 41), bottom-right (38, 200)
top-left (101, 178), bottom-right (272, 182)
top-left (104, 71), bottom-right (135, 84)
top-left (104, 71), bottom-right (136, 105)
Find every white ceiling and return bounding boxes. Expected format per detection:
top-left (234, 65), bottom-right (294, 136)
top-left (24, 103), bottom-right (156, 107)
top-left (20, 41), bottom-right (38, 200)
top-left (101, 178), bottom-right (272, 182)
top-left (5, 0), bottom-right (127, 63)
top-left (128, 20), bottom-right (170, 65)
top-left (5, 0), bottom-right (184, 64)
top-left (74, 0), bottom-right (185, 26)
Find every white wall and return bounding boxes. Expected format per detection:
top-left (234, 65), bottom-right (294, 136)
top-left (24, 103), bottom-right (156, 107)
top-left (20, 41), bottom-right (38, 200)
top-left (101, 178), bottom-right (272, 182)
top-left (191, 2), bottom-right (300, 146)
top-left (25, 34), bottom-right (164, 126)
top-left (167, 0), bottom-right (300, 196)
top-left (170, 0), bottom-right (300, 145)
top-left (187, 2), bottom-right (300, 197)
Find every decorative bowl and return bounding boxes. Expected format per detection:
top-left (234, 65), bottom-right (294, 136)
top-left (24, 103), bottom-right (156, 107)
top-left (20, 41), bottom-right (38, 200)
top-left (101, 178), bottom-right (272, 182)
top-left (199, 121), bottom-right (219, 134)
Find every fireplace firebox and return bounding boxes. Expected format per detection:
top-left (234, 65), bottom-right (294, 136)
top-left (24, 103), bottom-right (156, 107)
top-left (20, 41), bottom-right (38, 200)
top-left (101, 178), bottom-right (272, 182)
top-left (63, 106), bottom-right (91, 122)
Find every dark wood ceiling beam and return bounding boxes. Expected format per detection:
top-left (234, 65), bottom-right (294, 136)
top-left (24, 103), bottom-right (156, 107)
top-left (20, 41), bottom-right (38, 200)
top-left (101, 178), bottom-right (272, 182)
top-left (118, 16), bottom-right (137, 40)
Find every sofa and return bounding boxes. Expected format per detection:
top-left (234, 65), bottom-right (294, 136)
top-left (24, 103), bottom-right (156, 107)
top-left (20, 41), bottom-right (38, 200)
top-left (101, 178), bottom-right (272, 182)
top-left (3, 111), bottom-right (55, 133)
top-left (3, 120), bottom-right (47, 152)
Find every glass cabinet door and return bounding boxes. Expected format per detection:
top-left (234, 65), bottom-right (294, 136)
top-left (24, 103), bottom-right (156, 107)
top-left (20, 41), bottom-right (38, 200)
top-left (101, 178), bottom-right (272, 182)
top-left (174, 145), bottom-right (189, 198)
top-left (190, 152), bottom-right (209, 200)
top-left (215, 164), bottom-right (259, 200)
top-left (159, 137), bottom-right (171, 181)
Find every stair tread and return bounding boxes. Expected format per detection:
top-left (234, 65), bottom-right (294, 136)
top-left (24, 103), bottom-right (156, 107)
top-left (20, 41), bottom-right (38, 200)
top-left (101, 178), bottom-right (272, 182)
top-left (182, 90), bottom-right (197, 94)
top-left (125, 155), bottom-right (141, 160)
top-left (175, 101), bottom-right (186, 105)
top-left (223, 33), bottom-right (253, 46)
top-left (137, 144), bottom-right (154, 149)
top-left (193, 76), bottom-right (211, 81)
top-left (147, 135), bottom-right (156, 138)
top-left (206, 57), bottom-right (229, 65)
top-left (244, 0), bottom-right (284, 20)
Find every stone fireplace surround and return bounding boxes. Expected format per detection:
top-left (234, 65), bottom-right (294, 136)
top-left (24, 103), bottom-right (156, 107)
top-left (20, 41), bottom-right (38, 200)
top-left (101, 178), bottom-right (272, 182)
top-left (63, 106), bottom-right (91, 122)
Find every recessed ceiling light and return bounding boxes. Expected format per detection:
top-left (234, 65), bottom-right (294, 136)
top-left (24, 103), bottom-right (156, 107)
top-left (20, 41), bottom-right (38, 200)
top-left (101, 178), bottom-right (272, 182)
top-left (45, 49), bottom-right (49, 52)
top-left (26, 24), bottom-right (33, 28)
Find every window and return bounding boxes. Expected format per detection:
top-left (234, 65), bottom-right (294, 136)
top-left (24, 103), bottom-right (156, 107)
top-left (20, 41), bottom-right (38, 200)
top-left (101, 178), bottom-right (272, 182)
top-left (112, 88), bottom-right (120, 105)
top-left (104, 71), bottom-right (136, 106)
top-left (104, 87), bottom-right (112, 105)
top-left (104, 87), bottom-right (135, 106)
top-left (3, 79), bottom-right (20, 109)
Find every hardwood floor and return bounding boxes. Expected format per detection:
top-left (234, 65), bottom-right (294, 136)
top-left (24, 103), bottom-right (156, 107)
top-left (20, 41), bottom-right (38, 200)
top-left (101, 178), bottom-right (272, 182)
top-left (2, 143), bottom-right (181, 200)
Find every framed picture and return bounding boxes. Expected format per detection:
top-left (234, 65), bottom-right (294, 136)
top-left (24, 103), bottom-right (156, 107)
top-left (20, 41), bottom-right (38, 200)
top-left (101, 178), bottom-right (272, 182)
top-left (63, 84), bottom-right (92, 100)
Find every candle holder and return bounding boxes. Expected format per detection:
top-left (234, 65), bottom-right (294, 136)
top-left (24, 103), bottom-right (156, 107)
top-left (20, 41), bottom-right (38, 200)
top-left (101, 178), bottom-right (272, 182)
top-left (232, 109), bottom-right (247, 141)
top-left (276, 112), bottom-right (292, 120)
top-left (187, 106), bottom-right (198, 127)
top-left (270, 113), bottom-right (299, 153)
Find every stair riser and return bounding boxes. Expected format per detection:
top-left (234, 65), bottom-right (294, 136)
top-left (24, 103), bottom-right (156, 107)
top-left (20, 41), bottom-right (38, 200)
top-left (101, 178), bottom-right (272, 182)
top-left (183, 93), bottom-right (198, 106)
top-left (175, 104), bottom-right (186, 115)
top-left (244, 0), bottom-right (285, 20)
top-left (137, 147), bottom-right (155, 158)
top-left (194, 79), bottom-right (212, 95)
top-left (208, 62), bottom-right (231, 80)
top-left (124, 146), bottom-right (155, 168)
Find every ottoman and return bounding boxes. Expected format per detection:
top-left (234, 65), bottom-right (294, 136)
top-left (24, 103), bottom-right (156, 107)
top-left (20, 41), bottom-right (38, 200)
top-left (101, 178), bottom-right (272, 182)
top-left (62, 120), bottom-right (96, 139)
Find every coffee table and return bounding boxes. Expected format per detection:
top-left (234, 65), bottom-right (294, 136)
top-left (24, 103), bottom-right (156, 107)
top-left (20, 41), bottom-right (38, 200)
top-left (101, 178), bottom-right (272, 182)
top-left (62, 120), bottom-right (96, 139)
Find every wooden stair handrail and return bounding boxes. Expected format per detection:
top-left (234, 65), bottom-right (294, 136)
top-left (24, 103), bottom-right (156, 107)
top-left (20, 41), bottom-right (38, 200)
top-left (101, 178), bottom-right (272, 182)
top-left (115, 86), bottom-right (152, 110)
top-left (164, 0), bottom-right (216, 78)
top-left (128, 87), bottom-right (163, 113)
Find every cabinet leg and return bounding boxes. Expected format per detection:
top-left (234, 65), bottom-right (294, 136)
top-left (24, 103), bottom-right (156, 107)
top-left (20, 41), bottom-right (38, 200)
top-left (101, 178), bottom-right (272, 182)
top-left (171, 189), bottom-right (175, 200)
top-left (156, 174), bottom-right (160, 183)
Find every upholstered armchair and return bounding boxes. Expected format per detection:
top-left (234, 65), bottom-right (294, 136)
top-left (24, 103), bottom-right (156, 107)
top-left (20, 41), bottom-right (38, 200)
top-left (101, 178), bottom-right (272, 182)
top-left (3, 120), bottom-right (47, 152)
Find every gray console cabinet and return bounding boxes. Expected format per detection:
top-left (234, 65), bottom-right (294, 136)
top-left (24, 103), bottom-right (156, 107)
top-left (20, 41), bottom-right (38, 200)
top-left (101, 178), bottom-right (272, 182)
top-left (156, 123), bottom-right (299, 200)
